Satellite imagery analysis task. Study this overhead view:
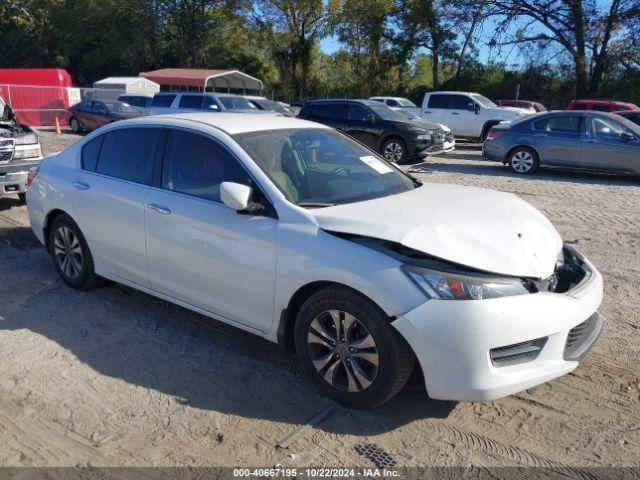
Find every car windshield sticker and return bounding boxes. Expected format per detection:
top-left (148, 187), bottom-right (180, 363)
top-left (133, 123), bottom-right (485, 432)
top-left (360, 155), bottom-right (393, 174)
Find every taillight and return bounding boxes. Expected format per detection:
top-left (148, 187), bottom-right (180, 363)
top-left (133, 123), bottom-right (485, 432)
top-left (27, 165), bottom-right (39, 187)
top-left (486, 130), bottom-right (503, 140)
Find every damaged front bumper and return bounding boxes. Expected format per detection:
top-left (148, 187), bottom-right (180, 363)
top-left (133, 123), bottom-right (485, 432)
top-left (392, 251), bottom-right (604, 402)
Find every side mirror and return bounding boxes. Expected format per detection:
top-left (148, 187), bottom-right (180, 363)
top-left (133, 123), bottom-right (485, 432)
top-left (620, 131), bottom-right (635, 141)
top-left (474, 104), bottom-right (481, 115)
top-left (367, 113), bottom-right (376, 123)
top-left (220, 182), bottom-right (252, 211)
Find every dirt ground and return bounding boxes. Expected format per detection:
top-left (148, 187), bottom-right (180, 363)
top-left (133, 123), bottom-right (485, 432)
top-left (0, 129), bottom-right (638, 468)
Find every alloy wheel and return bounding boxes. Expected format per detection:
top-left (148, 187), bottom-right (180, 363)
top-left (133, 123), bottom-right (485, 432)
top-left (307, 309), bottom-right (379, 393)
top-left (383, 142), bottom-right (404, 163)
top-left (511, 150), bottom-right (534, 173)
top-left (53, 226), bottom-right (83, 279)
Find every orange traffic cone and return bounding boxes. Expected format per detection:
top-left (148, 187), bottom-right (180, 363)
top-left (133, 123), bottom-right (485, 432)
top-left (54, 116), bottom-right (61, 135)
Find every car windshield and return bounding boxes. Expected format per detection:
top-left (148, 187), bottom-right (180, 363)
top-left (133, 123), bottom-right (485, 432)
top-left (472, 94), bottom-right (498, 108)
top-left (613, 114), bottom-right (640, 135)
top-left (218, 96), bottom-right (257, 110)
top-left (234, 128), bottom-right (419, 207)
top-left (397, 98), bottom-right (417, 107)
top-left (394, 109), bottom-right (419, 120)
top-left (254, 98), bottom-right (289, 113)
top-left (105, 102), bottom-right (139, 113)
top-left (368, 104), bottom-right (407, 121)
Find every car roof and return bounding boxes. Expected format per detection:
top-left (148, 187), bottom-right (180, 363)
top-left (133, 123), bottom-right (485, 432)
top-left (571, 99), bottom-right (638, 107)
top-left (306, 99), bottom-right (378, 106)
top-left (427, 91), bottom-right (478, 95)
top-left (121, 112), bottom-right (329, 135)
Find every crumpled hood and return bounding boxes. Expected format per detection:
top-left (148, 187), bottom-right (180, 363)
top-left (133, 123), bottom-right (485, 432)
top-left (311, 183), bottom-right (563, 279)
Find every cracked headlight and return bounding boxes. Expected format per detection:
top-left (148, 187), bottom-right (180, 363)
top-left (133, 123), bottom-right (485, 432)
top-left (402, 265), bottom-right (531, 300)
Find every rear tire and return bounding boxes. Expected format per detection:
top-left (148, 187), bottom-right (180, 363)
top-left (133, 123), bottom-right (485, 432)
top-left (294, 286), bottom-right (414, 408)
top-left (508, 147), bottom-right (539, 174)
top-left (48, 214), bottom-right (103, 290)
top-left (381, 137), bottom-right (408, 164)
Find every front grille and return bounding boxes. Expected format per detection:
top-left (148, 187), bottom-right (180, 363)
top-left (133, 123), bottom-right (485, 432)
top-left (566, 318), bottom-right (590, 349)
top-left (0, 138), bottom-right (15, 162)
top-left (490, 337), bottom-right (547, 367)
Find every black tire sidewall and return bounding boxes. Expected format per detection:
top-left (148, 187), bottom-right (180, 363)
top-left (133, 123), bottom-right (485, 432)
top-left (509, 147), bottom-right (539, 174)
top-left (49, 215), bottom-right (95, 289)
top-left (381, 137), bottom-right (408, 164)
top-left (294, 288), bottom-right (411, 408)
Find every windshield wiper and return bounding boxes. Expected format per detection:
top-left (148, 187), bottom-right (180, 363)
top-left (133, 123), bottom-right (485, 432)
top-left (297, 202), bottom-right (336, 208)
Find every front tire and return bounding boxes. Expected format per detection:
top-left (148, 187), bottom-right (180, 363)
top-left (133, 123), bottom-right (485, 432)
top-left (294, 286), bottom-right (414, 408)
top-left (48, 214), bottom-right (103, 290)
top-left (508, 147), bottom-right (539, 174)
top-left (381, 137), bottom-right (408, 164)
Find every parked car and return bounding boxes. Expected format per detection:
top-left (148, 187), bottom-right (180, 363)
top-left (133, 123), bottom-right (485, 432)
top-left (421, 91), bottom-right (534, 140)
top-left (298, 99), bottom-right (450, 163)
top-left (392, 108), bottom-right (455, 153)
top-left (117, 94), bottom-right (154, 112)
top-left (369, 96), bottom-right (421, 116)
top-left (483, 110), bottom-right (640, 175)
top-left (0, 94), bottom-right (44, 202)
top-left (566, 100), bottom-right (639, 112)
top-left (496, 100), bottom-right (547, 113)
top-left (243, 96), bottom-right (295, 115)
top-left (68, 101), bottom-right (146, 133)
top-left (26, 113), bottom-right (604, 408)
top-left (616, 110), bottom-right (640, 126)
top-left (149, 92), bottom-right (259, 115)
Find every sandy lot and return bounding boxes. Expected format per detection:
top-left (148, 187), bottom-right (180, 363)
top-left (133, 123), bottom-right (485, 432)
top-left (0, 129), bottom-right (638, 468)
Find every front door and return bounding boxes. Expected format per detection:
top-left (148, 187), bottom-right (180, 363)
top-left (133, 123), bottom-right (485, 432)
top-left (580, 116), bottom-right (640, 173)
top-left (532, 115), bottom-right (584, 166)
top-left (144, 128), bottom-right (277, 332)
top-left (345, 104), bottom-right (378, 150)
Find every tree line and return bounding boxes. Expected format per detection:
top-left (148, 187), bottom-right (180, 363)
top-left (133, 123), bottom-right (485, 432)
top-left (1, 0), bottom-right (639, 107)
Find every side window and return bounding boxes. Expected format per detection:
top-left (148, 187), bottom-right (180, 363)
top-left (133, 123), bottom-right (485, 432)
top-left (179, 95), bottom-right (204, 109)
top-left (81, 135), bottom-right (104, 171)
top-left (317, 104), bottom-right (347, 120)
top-left (349, 104), bottom-right (372, 122)
top-left (201, 96), bottom-right (220, 111)
top-left (592, 104), bottom-right (610, 112)
top-left (78, 101), bottom-right (92, 111)
top-left (534, 116), bottom-right (581, 133)
top-left (428, 94), bottom-right (451, 109)
top-left (571, 103), bottom-right (588, 110)
top-left (151, 94), bottom-right (176, 107)
top-left (450, 95), bottom-right (474, 110)
top-left (162, 130), bottom-right (250, 202)
top-left (592, 117), bottom-right (624, 138)
top-left (92, 101), bottom-right (107, 113)
top-left (615, 105), bottom-right (631, 111)
top-left (96, 128), bottom-right (160, 184)
top-left (386, 99), bottom-right (399, 107)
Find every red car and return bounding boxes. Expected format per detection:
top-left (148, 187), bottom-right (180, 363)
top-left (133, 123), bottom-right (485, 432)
top-left (68, 100), bottom-right (145, 133)
top-left (566, 99), bottom-right (639, 112)
top-left (616, 110), bottom-right (640, 126)
top-left (496, 100), bottom-right (547, 113)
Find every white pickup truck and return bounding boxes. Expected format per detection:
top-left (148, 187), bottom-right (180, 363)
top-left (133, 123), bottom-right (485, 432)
top-left (421, 91), bottom-right (533, 140)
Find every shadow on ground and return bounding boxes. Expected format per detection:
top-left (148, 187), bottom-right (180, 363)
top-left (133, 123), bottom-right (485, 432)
top-left (1, 237), bottom-right (456, 436)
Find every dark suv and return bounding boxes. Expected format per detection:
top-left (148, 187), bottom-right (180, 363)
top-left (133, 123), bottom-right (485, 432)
top-left (298, 99), bottom-right (445, 163)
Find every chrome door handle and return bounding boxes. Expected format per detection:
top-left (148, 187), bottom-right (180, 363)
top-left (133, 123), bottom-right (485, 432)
top-left (72, 180), bottom-right (90, 190)
top-left (423, 111), bottom-right (431, 114)
top-left (451, 112), bottom-right (460, 115)
top-left (535, 134), bottom-right (548, 138)
top-left (147, 203), bottom-right (171, 215)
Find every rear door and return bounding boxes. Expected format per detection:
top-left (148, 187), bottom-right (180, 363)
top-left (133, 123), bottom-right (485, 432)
top-left (149, 94), bottom-right (177, 115)
top-left (70, 126), bottom-right (162, 286)
top-left (580, 116), bottom-right (640, 173)
top-left (422, 93), bottom-right (451, 125)
top-left (177, 94), bottom-right (205, 113)
top-left (531, 115), bottom-right (583, 166)
top-left (144, 128), bottom-right (277, 332)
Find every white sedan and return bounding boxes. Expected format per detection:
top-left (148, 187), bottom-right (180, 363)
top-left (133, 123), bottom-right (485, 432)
top-left (26, 113), bottom-right (604, 408)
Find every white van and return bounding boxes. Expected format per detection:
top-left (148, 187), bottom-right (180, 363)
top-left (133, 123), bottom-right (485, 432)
top-left (421, 91), bottom-right (533, 140)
